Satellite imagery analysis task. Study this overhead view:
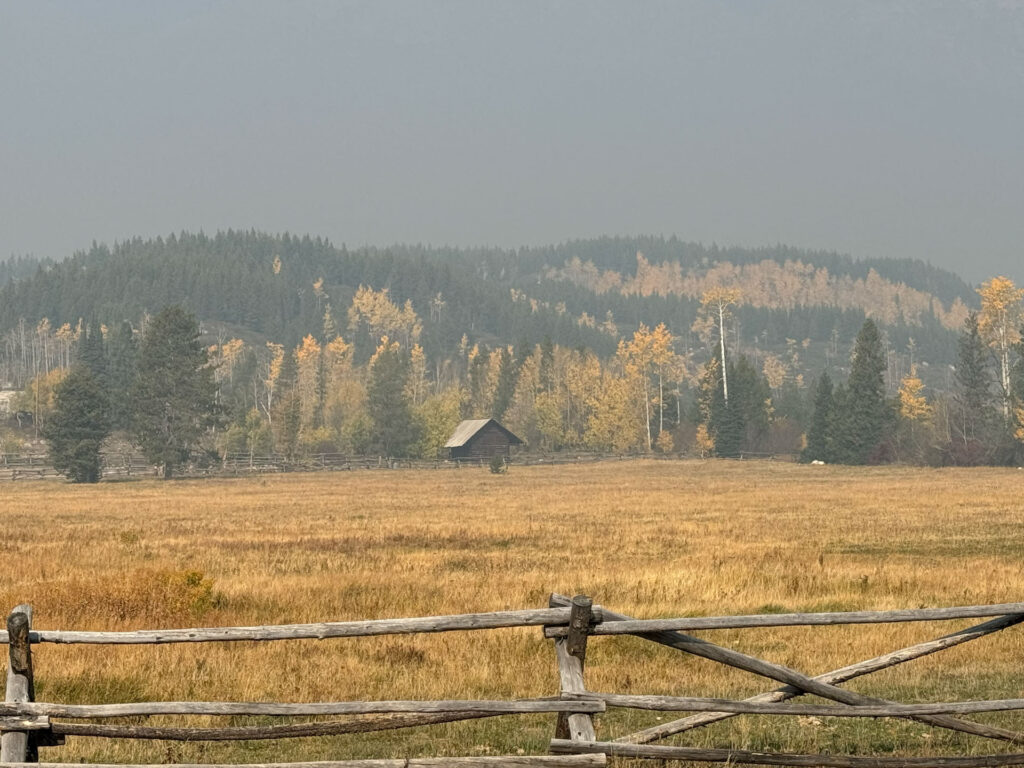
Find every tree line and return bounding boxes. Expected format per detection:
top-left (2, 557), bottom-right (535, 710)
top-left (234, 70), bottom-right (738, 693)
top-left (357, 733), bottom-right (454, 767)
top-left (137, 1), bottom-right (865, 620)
top-left (20, 273), bottom-right (1023, 482)
top-left (1, 231), bottom-right (968, 395)
top-left (802, 278), bottom-right (1024, 466)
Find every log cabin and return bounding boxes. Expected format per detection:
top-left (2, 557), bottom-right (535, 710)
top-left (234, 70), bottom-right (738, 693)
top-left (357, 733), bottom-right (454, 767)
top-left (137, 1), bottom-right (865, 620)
top-left (445, 419), bottom-right (523, 460)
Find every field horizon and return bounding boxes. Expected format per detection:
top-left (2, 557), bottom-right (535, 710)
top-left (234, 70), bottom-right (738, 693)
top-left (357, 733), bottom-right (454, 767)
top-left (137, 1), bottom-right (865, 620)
top-left (3, 460), bottom-right (1024, 762)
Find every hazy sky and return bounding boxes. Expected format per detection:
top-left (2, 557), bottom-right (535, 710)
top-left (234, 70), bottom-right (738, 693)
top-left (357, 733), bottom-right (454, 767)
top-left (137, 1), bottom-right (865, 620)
top-left (2, 1), bottom-right (1022, 283)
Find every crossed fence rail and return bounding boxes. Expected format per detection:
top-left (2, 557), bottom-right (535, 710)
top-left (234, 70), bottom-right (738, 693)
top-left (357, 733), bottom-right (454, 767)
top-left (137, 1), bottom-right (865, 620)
top-left (2, 594), bottom-right (1024, 767)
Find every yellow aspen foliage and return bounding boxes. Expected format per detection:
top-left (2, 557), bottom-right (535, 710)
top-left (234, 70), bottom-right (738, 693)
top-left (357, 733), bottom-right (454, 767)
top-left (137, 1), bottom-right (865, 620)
top-left (347, 285), bottom-right (422, 348)
top-left (618, 324), bottom-right (656, 450)
top-left (977, 276), bottom-right (1024, 415)
top-left (264, 342), bottom-right (284, 396)
top-left (1014, 405), bottom-right (1024, 443)
top-left (534, 390), bottom-right (565, 449)
top-left (583, 373), bottom-right (643, 453)
top-left (550, 256), bottom-right (970, 330)
top-left (601, 311), bottom-right (618, 337)
top-left (413, 387), bottom-right (465, 459)
top-left (655, 429), bottom-right (674, 454)
top-left (898, 367), bottom-right (933, 423)
top-left (977, 276), bottom-right (1024, 341)
top-left (762, 354), bottom-right (788, 391)
top-left (325, 336), bottom-right (353, 374)
top-left (222, 338), bottom-right (245, 363)
top-left (694, 423), bottom-right (715, 458)
top-left (13, 368), bottom-right (67, 432)
top-left (503, 349), bottom-right (542, 442)
top-left (209, 338), bottom-right (246, 385)
top-left (272, 255), bottom-right (282, 275)
top-left (405, 343), bottom-right (429, 406)
top-left (295, 335), bottom-right (322, 430)
top-left (369, 336), bottom-right (400, 366)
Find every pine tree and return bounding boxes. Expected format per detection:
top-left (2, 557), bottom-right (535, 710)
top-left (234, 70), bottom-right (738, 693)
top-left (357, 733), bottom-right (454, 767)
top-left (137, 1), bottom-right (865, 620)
top-left (368, 341), bottom-right (417, 457)
top-left (491, 347), bottom-right (518, 420)
top-left (729, 355), bottom-right (771, 451)
top-left (950, 312), bottom-right (999, 464)
top-left (272, 350), bottom-right (301, 458)
top-left (105, 320), bottom-right (137, 431)
top-left (77, 318), bottom-right (106, 383)
top-left (832, 319), bottom-right (890, 464)
top-left (131, 306), bottom-right (218, 478)
top-left (803, 371), bottom-right (834, 462)
top-left (43, 366), bottom-right (110, 483)
top-left (1013, 335), bottom-right (1024, 460)
top-left (539, 336), bottom-right (555, 393)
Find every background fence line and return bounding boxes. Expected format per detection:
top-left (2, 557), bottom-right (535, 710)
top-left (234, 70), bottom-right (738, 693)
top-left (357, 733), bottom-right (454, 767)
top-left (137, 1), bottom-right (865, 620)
top-left (0, 450), bottom-right (794, 482)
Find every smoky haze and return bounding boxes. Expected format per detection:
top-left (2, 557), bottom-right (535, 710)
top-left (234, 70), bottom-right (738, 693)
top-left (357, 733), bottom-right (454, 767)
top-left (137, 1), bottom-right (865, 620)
top-left (1, 1), bottom-right (1022, 284)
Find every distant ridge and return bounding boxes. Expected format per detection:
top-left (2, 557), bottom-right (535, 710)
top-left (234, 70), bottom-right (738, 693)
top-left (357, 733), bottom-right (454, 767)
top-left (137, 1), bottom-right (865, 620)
top-left (0, 231), bottom-right (973, 368)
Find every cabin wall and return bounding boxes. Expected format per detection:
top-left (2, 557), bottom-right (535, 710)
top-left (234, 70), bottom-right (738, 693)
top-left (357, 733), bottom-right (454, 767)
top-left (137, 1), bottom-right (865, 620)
top-left (454, 424), bottom-right (514, 459)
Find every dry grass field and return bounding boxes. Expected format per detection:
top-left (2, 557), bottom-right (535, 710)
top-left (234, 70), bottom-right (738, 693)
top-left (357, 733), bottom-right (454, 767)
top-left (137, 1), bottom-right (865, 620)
top-left (2, 459), bottom-right (1024, 764)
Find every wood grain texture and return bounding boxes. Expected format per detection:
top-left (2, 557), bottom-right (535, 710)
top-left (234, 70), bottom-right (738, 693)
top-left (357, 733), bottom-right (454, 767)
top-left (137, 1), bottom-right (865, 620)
top-left (546, 603), bottom-right (1024, 637)
top-left (0, 699), bottom-right (604, 719)
top-left (0, 608), bottom-right (583, 645)
top-left (572, 692), bottom-right (1024, 717)
top-left (553, 596), bottom-right (595, 742)
top-left (0, 756), bottom-right (606, 768)
top-left (552, 739), bottom-right (1024, 768)
top-left (549, 594), bottom-right (1024, 745)
top-left (617, 611), bottom-right (1024, 743)
top-left (1, 606), bottom-right (33, 764)
top-left (49, 712), bottom-right (499, 741)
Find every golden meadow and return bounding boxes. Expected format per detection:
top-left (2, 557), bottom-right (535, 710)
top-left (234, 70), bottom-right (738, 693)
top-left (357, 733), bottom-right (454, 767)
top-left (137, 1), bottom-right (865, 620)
top-left (2, 460), bottom-right (1024, 763)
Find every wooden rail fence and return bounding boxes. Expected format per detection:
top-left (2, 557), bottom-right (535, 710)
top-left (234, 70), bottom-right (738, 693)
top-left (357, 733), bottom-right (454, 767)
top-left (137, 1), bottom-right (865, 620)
top-left (0, 450), bottom-right (795, 481)
top-left (3, 594), bottom-right (1024, 767)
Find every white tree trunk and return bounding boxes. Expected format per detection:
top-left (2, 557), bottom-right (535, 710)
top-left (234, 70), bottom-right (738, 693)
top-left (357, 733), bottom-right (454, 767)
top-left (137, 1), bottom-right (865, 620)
top-left (718, 303), bottom-right (729, 405)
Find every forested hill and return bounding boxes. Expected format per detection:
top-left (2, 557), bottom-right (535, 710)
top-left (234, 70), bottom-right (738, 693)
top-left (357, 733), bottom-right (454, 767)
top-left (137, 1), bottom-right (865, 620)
top-left (0, 231), bottom-right (974, 368)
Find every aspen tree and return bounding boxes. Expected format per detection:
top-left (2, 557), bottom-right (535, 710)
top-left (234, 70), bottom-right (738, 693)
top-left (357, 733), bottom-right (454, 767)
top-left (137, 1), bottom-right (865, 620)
top-left (698, 287), bottom-right (741, 404)
top-left (977, 276), bottom-right (1023, 419)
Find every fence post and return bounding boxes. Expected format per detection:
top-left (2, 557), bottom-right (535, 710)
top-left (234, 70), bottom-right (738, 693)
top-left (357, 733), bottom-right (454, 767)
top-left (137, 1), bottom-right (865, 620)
top-left (551, 594), bottom-right (596, 742)
top-left (2, 604), bottom-right (37, 762)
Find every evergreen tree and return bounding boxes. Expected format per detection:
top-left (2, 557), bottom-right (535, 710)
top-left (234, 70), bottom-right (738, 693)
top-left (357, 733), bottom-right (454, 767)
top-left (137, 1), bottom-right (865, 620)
top-left (105, 320), bottom-right (137, 431)
top-left (491, 347), bottom-right (518, 419)
top-left (803, 371), bottom-right (835, 462)
top-left (77, 318), bottom-right (106, 382)
top-left (729, 355), bottom-right (771, 451)
top-left (131, 306), bottom-right (218, 478)
top-left (1013, 332), bottom-right (1024, 461)
top-left (698, 358), bottom-right (739, 458)
top-left (43, 366), bottom-right (110, 483)
top-left (949, 311), bottom-right (998, 464)
top-left (539, 336), bottom-right (555, 393)
top-left (832, 319), bottom-right (890, 464)
top-left (368, 342), bottom-right (417, 457)
top-left (273, 349), bottom-right (301, 458)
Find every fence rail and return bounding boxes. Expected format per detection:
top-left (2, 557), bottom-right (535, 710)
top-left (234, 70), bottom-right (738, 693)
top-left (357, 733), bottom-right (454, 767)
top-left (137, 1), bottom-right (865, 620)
top-left (0, 450), bottom-right (795, 481)
top-left (2, 595), bottom-right (1023, 767)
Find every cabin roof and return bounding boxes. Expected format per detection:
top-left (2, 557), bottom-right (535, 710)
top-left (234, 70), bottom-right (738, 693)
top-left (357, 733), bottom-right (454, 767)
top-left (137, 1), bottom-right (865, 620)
top-left (444, 418), bottom-right (523, 448)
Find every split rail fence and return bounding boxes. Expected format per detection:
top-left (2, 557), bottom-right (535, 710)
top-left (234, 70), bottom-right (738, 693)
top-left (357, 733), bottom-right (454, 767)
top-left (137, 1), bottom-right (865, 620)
top-left (0, 450), bottom-right (795, 481)
top-left (3, 594), bottom-right (1024, 767)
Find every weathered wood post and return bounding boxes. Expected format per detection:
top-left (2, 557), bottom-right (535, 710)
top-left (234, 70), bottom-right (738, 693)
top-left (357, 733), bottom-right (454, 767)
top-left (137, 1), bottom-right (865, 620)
top-left (2, 604), bottom-right (36, 763)
top-left (551, 594), bottom-right (596, 742)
